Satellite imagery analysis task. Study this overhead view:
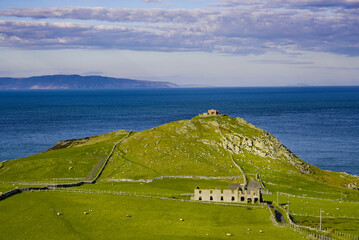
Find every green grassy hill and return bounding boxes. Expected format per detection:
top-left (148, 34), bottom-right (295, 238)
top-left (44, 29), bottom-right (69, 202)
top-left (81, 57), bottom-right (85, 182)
top-left (0, 130), bottom-right (131, 183)
top-left (102, 115), bottom-right (313, 181)
top-left (1, 114), bottom-right (358, 190)
top-left (0, 113), bottom-right (358, 239)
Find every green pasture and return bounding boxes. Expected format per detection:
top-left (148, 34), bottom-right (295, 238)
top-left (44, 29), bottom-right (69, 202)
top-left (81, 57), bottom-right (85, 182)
top-left (292, 215), bottom-right (359, 236)
top-left (0, 182), bottom-right (47, 194)
top-left (0, 130), bottom-right (130, 182)
top-left (101, 118), bottom-right (243, 180)
top-left (237, 154), bottom-right (359, 201)
top-left (263, 193), bottom-right (359, 235)
top-left (262, 173), bottom-right (359, 201)
top-left (0, 182), bottom-right (19, 193)
top-left (264, 194), bottom-right (359, 218)
top-left (76, 178), bottom-right (239, 198)
top-left (0, 191), bottom-right (305, 240)
top-left (0, 114), bottom-right (358, 239)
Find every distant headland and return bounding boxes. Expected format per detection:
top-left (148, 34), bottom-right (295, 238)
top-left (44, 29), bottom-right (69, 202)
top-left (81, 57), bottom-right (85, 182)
top-left (0, 74), bottom-right (178, 90)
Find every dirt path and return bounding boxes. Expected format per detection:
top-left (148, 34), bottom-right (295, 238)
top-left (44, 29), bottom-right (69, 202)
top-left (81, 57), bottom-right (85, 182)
top-left (216, 118), bottom-right (247, 187)
top-left (85, 157), bottom-right (106, 181)
top-left (269, 204), bottom-right (286, 224)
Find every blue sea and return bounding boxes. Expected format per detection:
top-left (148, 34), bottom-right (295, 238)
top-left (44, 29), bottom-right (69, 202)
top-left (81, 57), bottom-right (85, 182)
top-left (0, 87), bottom-right (358, 175)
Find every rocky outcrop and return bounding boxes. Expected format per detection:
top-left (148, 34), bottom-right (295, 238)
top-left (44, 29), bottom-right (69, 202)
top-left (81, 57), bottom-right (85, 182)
top-left (345, 182), bottom-right (359, 190)
top-left (221, 118), bottom-right (312, 174)
top-left (45, 137), bottom-right (91, 151)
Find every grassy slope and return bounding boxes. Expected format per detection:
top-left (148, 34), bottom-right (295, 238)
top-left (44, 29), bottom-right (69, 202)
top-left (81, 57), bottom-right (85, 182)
top-left (265, 194), bottom-right (359, 235)
top-left (0, 130), bottom-right (130, 182)
top-left (74, 178), bottom-right (235, 198)
top-left (95, 115), bottom-right (359, 200)
top-left (0, 191), bottom-right (304, 240)
top-left (101, 117), bottom-right (243, 180)
top-left (292, 215), bottom-right (359, 235)
top-left (1, 114), bottom-right (357, 196)
top-left (0, 114), bottom-right (359, 238)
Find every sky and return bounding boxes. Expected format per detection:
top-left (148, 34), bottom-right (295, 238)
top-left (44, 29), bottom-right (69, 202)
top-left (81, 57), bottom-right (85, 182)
top-left (0, 0), bottom-right (359, 86)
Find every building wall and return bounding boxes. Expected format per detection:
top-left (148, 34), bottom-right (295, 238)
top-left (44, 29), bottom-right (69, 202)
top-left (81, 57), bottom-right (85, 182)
top-left (208, 109), bottom-right (218, 115)
top-left (193, 188), bottom-right (261, 204)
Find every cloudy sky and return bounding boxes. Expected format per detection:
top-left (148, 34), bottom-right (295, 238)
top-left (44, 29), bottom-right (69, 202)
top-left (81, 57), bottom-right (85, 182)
top-left (0, 0), bottom-right (358, 86)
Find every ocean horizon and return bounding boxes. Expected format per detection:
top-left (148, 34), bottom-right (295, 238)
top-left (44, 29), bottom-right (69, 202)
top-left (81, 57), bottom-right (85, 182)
top-left (1, 86), bottom-right (358, 175)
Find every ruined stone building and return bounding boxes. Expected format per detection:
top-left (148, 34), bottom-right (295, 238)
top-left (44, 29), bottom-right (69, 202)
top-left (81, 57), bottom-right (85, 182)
top-left (192, 180), bottom-right (262, 204)
top-left (208, 109), bottom-right (218, 115)
top-left (200, 109), bottom-right (219, 116)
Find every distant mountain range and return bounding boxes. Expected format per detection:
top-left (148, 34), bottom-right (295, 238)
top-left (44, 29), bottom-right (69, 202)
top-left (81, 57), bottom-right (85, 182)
top-left (0, 75), bottom-right (178, 89)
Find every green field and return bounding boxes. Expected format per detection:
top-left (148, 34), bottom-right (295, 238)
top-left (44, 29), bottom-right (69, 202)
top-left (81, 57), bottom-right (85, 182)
top-left (292, 215), bottom-right (359, 236)
top-left (0, 114), bottom-right (359, 239)
top-left (0, 130), bottom-right (130, 182)
top-left (101, 118), bottom-right (244, 180)
top-left (0, 191), bottom-right (305, 240)
top-left (76, 178), bottom-right (237, 198)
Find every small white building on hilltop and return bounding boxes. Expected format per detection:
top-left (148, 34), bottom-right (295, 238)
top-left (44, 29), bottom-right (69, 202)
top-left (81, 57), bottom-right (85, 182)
top-left (200, 109), bottom-right (219, 116)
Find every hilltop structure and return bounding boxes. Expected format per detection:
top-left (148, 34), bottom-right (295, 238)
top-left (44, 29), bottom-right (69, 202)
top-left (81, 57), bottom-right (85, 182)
top-left (200, 109), bottom-right (219, 116)
top-left (192, 179), bottom-right (262, 204)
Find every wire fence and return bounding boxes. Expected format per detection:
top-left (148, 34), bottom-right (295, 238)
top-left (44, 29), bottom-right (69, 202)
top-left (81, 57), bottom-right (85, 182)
top-left (333, 230), bottom-right (359, 240)
top-left (277, 192), bottom-right (359, 204)
top-left (271, 201), bottom-right (359, 240)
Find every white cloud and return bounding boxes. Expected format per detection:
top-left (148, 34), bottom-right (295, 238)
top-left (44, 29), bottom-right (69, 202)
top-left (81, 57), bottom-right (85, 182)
top-left (211, 0), bottom-right (359, 8)
top-left (142, 0), bottom-right (163, 3)
top-left (0, 5), bottom-right (358, 56)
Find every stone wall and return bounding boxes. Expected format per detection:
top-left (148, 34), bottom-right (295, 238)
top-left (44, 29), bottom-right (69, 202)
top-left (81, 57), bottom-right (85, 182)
top-left (0, 182), bottom-right (88, 201)
top-left (0, 189), bottom-right (22, 201)
top-left (47, 182), bottom-right (85, 188)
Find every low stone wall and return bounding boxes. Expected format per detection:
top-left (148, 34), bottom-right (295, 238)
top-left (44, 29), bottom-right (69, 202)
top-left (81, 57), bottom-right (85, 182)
top-left (91, 131), bottom-right (133, 183)
top-left (47, 182), bottom-right (85, 188)
top-left (0, 183), bottom-right (89, 201)
top-left (21, 187), bottom-right (48, 191)
top-left (0, 189), bottom-right (22, 200)
top-left (229, 153), bottom-right (247, 187)
top-left (104, 175), bottom-right (243, 183)
top-left (0, 187), bottom-right (50, 200)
